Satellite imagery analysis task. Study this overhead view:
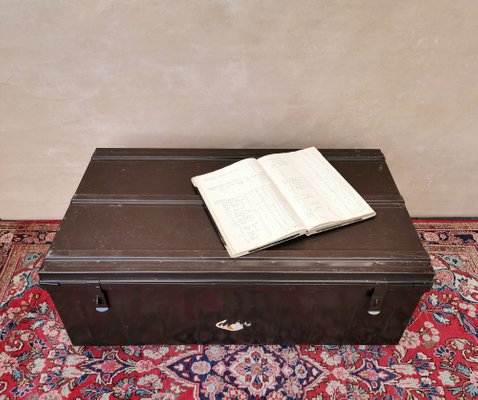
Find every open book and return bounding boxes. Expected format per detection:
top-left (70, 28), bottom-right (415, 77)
top-left (191, 147), bottom-right (376, 258)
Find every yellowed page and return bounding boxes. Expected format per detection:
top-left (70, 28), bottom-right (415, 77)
top-left (258, 148), bottom-right (375, 231)
top-left (192, 158), bottom-right (305, 257)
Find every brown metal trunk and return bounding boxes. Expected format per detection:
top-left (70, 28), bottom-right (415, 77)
top-left (39, 148), bottom-right (434, 345)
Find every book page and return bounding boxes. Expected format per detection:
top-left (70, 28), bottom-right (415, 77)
top-left (258, 148), bottom-right (375, 231)
top-left (192, 158), bottom-right (305, 256)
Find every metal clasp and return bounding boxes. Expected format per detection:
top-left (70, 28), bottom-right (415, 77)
top-left (216, 319), bottom-right (252, 331)
top-left (92, 284), bottom-right (109, 313)
top-left (368, 284), bottom-right (387, 316)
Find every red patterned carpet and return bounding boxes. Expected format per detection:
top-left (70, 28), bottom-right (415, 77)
top-left (0, 220), bottom-right (477, 399)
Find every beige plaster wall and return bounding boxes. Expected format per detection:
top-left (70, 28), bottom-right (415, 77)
top-left (1, 0), bottom-right (477, 219)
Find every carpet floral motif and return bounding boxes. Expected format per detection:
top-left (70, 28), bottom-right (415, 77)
top-left (0, 220), bottom-right (477, 399)
top-left (165, 345), bottom-right (323, 399)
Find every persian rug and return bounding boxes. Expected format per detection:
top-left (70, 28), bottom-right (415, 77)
top-left (0, 220), bottom-right (477, 400)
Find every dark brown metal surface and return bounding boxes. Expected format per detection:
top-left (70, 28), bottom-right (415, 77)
top-left (44, 282), bottom-right (429, 345)
top-left (39, 148), bottom-right (434, 345)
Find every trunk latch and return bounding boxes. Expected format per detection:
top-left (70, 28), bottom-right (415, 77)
top-left (91, 284), bottom-right (109, 313)
top-left (368, 285), bottom-right (387, 316)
